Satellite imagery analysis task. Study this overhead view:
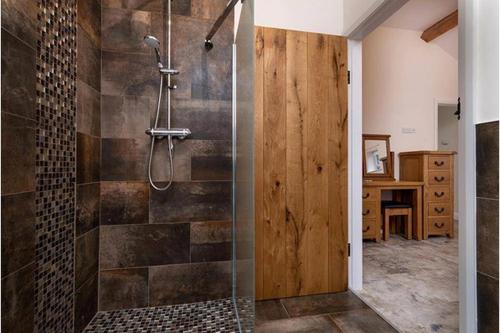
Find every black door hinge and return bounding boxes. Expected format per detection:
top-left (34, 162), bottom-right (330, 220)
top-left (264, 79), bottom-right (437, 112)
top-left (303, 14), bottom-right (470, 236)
top-left (348, 243), bottom-right (351, 257)
top-left (348, 70), bottom-right (351, 85)
top-left (454, 97), bottom-right (461, 120)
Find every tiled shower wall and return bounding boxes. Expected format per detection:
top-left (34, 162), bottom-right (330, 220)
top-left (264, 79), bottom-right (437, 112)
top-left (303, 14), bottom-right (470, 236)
top-left (75, 0), bottom-right (102, 331)
top-left (98, 0), bottom-right (234, 310)
top-left (476, 120), bottom-right (499, 333)
top-left (2, 0), bottom-right (102, 331)
top-left (1, 0), bottom-right (38, 331)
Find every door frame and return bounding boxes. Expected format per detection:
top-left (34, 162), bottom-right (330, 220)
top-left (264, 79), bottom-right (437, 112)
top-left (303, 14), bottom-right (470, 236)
top-left (346, 1), bottom-right (478, 332)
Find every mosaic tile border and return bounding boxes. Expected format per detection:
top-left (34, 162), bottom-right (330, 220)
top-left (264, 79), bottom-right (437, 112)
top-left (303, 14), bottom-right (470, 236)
top-left (84, 298), bottom-right (241, 333)
top-left (35, 0), bottom-right (77, 331)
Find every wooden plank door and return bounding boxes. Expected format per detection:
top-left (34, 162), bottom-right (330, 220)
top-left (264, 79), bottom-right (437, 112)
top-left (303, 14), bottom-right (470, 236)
top-left (255, 26), bottom-right (348, 300)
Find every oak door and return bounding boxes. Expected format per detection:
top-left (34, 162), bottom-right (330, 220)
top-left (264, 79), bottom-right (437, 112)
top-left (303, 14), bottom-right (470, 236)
top-left (255, 26), bottom-right (348, 300)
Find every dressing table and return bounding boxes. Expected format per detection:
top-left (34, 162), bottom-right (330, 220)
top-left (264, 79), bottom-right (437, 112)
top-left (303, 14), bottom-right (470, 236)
top-left (362, 135), bottom-right (424, 241)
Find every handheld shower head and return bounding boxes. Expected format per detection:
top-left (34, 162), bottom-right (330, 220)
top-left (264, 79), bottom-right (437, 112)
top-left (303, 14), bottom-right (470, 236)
top-left (143, 35), bottom-right (163, 68)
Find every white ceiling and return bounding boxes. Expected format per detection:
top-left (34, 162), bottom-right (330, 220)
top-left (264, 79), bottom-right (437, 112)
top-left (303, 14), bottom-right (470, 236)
top-left (382, 0), bottom-right (458, 60)
top-left (382, 0), bottom-right (458, 31)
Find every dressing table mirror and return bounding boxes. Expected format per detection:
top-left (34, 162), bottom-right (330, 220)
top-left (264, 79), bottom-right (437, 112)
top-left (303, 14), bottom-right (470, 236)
top-left (363, 134), bottom-right (394, 181)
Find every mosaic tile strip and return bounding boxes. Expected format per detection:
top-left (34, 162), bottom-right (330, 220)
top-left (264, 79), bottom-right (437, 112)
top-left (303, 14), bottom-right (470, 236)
top-left (84, 298), bottom-right (240, 333)
top-left (35, 0), bottom-right (77, 331)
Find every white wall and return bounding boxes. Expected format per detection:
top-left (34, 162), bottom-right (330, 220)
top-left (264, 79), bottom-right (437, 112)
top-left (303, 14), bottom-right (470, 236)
top-left (343, 0), bottom-right (384, 35)
top-left (475, 0), bottom-right (499, 123)
top-left (363, 26), bottom-right (458, 178)
top-left (254, 0), bottom-right (343, 35)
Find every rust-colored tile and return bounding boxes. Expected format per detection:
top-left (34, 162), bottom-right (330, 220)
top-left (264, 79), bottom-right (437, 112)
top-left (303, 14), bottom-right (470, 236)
top-left (101, 181), bottom-right (149, 225)
top-left (1, 192), bottom-right (35, 277)
top-left (99, 268), bottom-right (148, 311)
top-left (100, 223), bottom-right (190, 269)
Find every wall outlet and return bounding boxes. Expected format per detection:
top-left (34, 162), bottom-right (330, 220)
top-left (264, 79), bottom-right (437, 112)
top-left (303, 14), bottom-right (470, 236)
top-left (402, 128), bottom-right (416, 134)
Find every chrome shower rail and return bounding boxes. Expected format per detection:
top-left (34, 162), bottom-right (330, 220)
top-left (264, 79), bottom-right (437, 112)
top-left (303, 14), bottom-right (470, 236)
top-left (205, 0), bottom-right (243, 50)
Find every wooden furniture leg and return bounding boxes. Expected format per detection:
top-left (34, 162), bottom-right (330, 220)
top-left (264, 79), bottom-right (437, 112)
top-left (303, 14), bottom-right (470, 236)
top-left (406, 208), bottom-right (412, 240)
top-left (384, 211), bottom-right (390, 241)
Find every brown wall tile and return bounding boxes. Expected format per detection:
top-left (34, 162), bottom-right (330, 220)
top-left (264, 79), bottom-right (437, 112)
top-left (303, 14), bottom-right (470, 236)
top-left (99, 268), bottom-right (148, 311)
top-left (171, 15), bottom-right (232, 101)
top-left (102, 7), bottom-right (163, 54)
top-left (1, 192), bottom-right (35, 277)
top-left (191, 156), bottom-right (231, 180)
top-left (75, 228), bottom-right (99, 290)
top-left (101, 138), bottom-right (148, 181)
top-left (101, 181), bottom-right (149, 225)
top-left (77, 132), bottom-right (101, 184)
top-left (476, 121), bottom-right (499, 199)
top-left (149, 261), bottom-right (231, 306)
top-left (1, 0), bottom-right (38, 48)
top-left (1, 30), bottom-right (36, 120)
top-left (101, 95), bottom-right (150, 138)
top-left (77, 0), bottom-right (101, 47)
top-left (102, 0), bottom-right (164, 12)
top-left (171, 101), bottom-right (231, 140)
top-left (190, 0), bottom-right (228, 20)
top-left (74, 273), bottom-right (98, 333)
top-left (190, 221), bottom-right (231, 262)
top-left (100, 223), bottom-right (190, 269)
top-left (150, 181), bottom-right (231, 223)
top-left (102, 50), bottom-right (158, 97)
top-left (477, 198), bottom-right (499, 279)
top-left (1, 112), bottom-right (36, 195)
top-left (78, 27), bottom-right (102, 92)
top-left (1, 263), bottom-right (34, 333)
top-left (77, 80), bottom-right (101, 137)
top-left (477, 273), bottom-right (499, 333)
top-left (76, 183), bottom-right (100, 236)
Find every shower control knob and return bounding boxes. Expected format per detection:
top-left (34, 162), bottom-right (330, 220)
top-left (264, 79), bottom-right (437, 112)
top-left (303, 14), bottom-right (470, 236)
top-left (168, 84), bottom-right (177, 90)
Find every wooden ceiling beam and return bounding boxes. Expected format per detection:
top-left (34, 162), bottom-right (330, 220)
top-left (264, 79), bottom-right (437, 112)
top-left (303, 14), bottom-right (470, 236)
top-left (420, 10), bottom-right (458, 43)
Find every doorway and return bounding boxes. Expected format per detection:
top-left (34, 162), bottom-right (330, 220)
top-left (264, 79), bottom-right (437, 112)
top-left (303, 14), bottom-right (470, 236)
top-left (348, 1), bottom-right (463, 332)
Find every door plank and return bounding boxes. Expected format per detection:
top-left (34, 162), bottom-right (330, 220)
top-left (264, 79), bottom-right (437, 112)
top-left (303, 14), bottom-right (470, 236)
top-left (262, 27), bottom-right (287, 299)
top-left (328, 35), bottom-right (348, 292)
top-left (285, 30), bottom-right (308, 297)
top-left (254, 26), bottom-right (264, 300)
top-left (305, 32), bottom-right (330, 294)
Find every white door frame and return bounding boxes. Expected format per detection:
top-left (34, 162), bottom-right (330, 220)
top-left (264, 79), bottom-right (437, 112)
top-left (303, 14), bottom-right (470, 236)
top-left (347, 1), bottom-right (478, 331)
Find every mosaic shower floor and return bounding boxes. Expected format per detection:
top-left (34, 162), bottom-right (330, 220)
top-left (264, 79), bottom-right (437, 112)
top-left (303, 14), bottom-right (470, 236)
top-left (84, 298), bottom-right (244, 333)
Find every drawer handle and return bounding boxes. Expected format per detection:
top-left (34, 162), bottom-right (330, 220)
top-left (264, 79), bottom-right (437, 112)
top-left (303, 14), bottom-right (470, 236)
top-left (434, 176), bottom-right (445, 182)
top-left (362, 209), bottom-right (371, 216)
top-left (362, 193), bottom-right (370, 199)
top-left (363, 225), bottom-right (371, 233)
top-left (434, 191), bottom-right (445, 198)
top-left (434, 207), bottom-right (445, 214)
top-left (434, 161), bottom-right (445, 167)
top-left (434, 222), bottom-right (445, 229)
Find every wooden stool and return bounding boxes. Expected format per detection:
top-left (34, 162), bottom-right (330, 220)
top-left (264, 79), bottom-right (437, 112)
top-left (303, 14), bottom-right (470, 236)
top-left (382, 201), bottom-right (412, 241)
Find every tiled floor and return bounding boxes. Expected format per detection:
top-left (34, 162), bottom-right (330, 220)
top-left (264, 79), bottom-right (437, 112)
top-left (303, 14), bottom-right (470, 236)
top-left (84, 298), bottom-right (240, 332)
top-left (358, 231), bottom-right (459, 333)
top-left (255, 291), bottom-right (398, 332)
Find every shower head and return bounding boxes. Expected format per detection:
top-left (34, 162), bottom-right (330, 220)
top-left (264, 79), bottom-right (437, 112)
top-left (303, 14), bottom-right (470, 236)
top-left (143, 35), bottom-right (163, 68)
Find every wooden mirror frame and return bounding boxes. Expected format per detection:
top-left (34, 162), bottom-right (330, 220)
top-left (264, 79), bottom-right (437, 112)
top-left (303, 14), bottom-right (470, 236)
top-left (362, 134), bottom-right (394, 181)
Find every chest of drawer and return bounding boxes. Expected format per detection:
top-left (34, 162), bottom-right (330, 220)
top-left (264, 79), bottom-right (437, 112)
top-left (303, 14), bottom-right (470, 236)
top-left (428, 217), bottom-right (451, 235)
top-left (362, 201), bottom-right (377, 219)
top-left (428, 202), bottom-right (452, 217)
top-left (428, 170), bottom-right (451, 185)
top-left (428, 156), bottom-right (452, 170)
top-left (427, 186), bottom-right (451, 202)
top-left (362, 218), bottom-right (377, 238)
top-left (362, 187), bottom-right (377, 201)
